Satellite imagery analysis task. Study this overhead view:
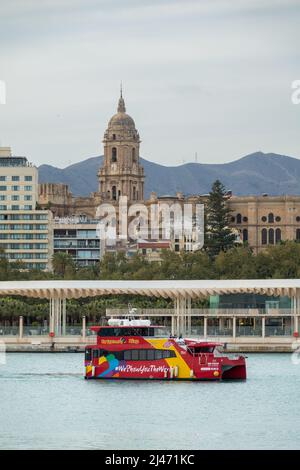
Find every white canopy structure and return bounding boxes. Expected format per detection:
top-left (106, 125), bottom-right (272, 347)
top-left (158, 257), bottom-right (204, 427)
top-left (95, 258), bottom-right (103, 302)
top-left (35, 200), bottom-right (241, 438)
top-left (1, 279), bottom-right (299, 336)
top-left (1, 279), bottom-right (300, 299)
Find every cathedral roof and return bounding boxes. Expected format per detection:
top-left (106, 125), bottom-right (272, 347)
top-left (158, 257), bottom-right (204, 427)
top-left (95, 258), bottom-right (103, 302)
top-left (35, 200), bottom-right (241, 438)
top-left (108, 90), bottom-right (136, 130)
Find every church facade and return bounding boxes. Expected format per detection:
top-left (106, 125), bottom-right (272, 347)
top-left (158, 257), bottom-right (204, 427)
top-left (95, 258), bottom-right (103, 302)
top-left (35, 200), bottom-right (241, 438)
top-left (38, 92), bottom-right (300, 255)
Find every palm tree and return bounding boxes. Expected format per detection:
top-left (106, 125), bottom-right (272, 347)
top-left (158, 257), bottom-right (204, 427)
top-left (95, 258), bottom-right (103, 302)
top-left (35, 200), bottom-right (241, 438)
top-left (52, 252), bottom-right (75, 277)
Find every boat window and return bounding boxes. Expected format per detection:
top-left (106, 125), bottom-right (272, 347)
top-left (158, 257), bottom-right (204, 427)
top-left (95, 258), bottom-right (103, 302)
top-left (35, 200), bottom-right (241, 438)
top-left (162, 350), bottom-right (172, 358)
top-left (124, 350), bottom-right (132, 360)
top-left (92, 349), bottom-right (100, 359)
top-left (147, 350), bottom-right (155, 360)
top-left (98, 327), bottom-right (155, 337)
top-left (131, 350), bottom-right (139, 361)
top-left (85, 348), bottom-right (92, 361)
top-left (139, 350), bottom-right (147, 360)
top-left (155, 350), bottom-right (163, 360)
top-left (191, 346), bottom-right (215, 354)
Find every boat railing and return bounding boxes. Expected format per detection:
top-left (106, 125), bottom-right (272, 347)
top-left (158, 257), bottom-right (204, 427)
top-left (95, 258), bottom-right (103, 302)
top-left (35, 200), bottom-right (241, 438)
top-left (106, 308), bottom-right (296, 317)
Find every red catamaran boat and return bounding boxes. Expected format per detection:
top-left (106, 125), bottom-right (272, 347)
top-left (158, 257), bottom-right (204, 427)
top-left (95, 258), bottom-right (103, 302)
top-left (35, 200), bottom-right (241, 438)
top-left (84, 319), bottom-right (246, 381)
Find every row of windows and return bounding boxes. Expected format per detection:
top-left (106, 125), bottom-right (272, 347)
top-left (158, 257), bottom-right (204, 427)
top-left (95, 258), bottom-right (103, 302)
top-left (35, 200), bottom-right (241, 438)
top-left (88, 348), bottom-right (176, 361)
top-left (0, 195), bottom-right (32, 201)
top-left (0, 233), bottom-right (48, 239)
top-left (234, 213), bottom-right (282, 224)
top-left (0, 224), bottom-right (48, 230)
top-left (76, 251), bottom-right (100, 259)
top-left (0, 175), bottom-right (32, 182)
top-left (261, 228), bottom-right (281, 245)
top-left (24, 263), bottom-right (47, 270)
top-left (239, 228), bottom-right (282, 244)
top-left (0, 205), bottom-right (33, 211)
top-left (107, 185), bottom-right (138, 201)
top-left (53, 229), bottom-right (98, 238)
top-left (261, 214), bottom-right (281, 223)
top-left (7, 253), bottom-right (48, 259)
top-left (233, 213), bottom-right (300, 224)
top-left (0, 185), bottom-right (33, 191)
top-left (0, 214), bottom-right (48, 220)
top-left (54, 240), bottom-right (100, 248)
top-left (0, 243), bottom-right (48, 250)
top-left (241, 228), bottom-right (300, 245)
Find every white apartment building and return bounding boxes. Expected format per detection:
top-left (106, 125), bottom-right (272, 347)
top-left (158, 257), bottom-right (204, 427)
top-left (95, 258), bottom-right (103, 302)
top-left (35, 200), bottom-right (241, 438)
top-left (0, 147), bottom-right (53, 271)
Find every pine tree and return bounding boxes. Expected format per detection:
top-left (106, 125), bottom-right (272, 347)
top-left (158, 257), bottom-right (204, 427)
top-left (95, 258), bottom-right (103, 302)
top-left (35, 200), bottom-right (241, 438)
top-left (204, 180), bottom-right (236, 258)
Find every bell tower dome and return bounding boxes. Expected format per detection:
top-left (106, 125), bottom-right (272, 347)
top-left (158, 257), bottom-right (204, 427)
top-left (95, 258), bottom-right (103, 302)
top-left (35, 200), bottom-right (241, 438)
top-left (98, 88), bottom-right (145, 202)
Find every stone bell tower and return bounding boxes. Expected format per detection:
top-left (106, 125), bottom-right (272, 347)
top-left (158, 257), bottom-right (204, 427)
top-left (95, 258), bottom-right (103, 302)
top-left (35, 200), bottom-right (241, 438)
top-left (98, 89), bottom-right (145, 202)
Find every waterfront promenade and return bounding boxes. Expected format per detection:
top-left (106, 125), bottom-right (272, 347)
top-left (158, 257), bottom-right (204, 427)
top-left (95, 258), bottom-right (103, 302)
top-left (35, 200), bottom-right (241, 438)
top-left (1, 279), bottom-right (300, 352)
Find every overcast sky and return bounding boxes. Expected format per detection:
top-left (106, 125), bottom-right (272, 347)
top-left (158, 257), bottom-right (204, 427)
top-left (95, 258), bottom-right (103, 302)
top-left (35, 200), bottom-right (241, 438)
top-left (0, 0), bottom-right (299, 168)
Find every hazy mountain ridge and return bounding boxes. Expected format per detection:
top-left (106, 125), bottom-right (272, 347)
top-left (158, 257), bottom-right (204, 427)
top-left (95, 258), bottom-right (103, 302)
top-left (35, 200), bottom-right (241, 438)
top-left (38, 152), bottom-right (300, 197)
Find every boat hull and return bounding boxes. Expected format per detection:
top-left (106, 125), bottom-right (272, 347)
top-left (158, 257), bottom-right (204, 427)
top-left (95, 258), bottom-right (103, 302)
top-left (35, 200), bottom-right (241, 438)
top-left (85, 357), bottom-right (246, 381)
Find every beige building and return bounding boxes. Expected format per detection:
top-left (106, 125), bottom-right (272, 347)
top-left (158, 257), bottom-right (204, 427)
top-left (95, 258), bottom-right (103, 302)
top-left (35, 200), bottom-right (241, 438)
top-left (0, 147), bottom-right (53, 270)
top-left (228, 195), bottom-right (300, 253)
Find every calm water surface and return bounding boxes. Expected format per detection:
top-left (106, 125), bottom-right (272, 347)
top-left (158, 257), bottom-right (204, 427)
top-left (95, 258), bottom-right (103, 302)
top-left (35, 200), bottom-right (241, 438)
top-left (0, 353), bottom-right (299, 449)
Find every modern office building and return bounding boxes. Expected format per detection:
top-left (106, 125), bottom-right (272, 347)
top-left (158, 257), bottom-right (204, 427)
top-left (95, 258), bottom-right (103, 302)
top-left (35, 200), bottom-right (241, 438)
top-left (0, 147), bottom-right (53, 270)
top-left (53, 216), bottom-right (101, 267)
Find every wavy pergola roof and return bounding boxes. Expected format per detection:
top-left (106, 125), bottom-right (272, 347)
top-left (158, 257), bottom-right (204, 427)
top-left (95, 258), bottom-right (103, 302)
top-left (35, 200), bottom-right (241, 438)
top-left (0, 279), bottom-right (300, 299)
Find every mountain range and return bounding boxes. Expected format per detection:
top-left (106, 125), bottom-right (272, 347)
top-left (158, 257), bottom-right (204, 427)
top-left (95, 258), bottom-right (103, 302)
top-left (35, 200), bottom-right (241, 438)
top-left (38, 151), bottom-right (300, 198)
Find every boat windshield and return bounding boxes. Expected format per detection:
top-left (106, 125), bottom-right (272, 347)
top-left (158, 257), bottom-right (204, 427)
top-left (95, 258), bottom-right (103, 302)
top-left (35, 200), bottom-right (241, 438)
top-left (188, 346), bottom-right (216, 355)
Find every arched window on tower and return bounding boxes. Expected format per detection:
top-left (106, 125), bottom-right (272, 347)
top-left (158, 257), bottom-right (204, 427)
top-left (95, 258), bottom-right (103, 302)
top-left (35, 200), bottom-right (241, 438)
top-left (262, 228), bottom-right (267, 245)
top-left (132, 148), bottom-right (136, 162)
top-left (112, 186), bottom-right (117, 201)
top-left (297, 229), bottom-right (300, 241)
top-left (243, 229), bottom-right (248, 243)
top-left (236, 213), bottom-right (242, 224)
top-left (112, 147), bottom-right (117, 163)
top-left (268, 213), bottom-right (274, 223)
top-left (133, 186), bottom-right (136, 201)
top-left (275, 228), bottom-right (281, 244)
top-left (269, 228), bottom-right (274, 244)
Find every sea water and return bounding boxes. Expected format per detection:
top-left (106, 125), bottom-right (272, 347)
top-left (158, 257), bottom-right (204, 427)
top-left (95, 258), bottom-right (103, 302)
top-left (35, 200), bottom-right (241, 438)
top-left (0, 353), bottom-right (299, 449)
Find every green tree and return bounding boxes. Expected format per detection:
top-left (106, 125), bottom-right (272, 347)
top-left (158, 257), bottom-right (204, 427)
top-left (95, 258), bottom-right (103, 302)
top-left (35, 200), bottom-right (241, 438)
top-left (256, 241), bottom-right (300, 278)
top-left (204, 180), bottom-right (236, 258)
top-left (215, 246), bottom-right (256, 279)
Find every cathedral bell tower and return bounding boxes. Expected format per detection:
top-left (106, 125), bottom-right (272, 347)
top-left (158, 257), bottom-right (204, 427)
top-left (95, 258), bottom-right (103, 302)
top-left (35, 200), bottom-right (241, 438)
top-left (98, 89), bottom-right (145, 202)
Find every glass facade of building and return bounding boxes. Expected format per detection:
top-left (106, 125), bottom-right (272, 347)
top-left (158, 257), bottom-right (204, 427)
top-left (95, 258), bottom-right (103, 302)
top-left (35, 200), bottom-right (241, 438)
top-left (53, 219), bottom-right (101, 267)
